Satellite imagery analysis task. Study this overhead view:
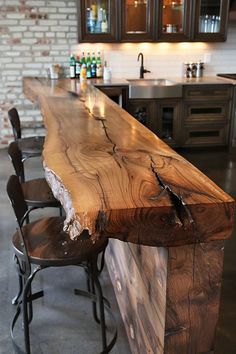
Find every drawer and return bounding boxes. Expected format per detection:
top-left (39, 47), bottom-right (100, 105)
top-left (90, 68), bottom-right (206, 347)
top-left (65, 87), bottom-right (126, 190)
top-left (182, 123), bottom-right (229, 147)
top-left (183, 101), bottom-right (231, 123)
top-left (183, 85), bottom-right (233, 101)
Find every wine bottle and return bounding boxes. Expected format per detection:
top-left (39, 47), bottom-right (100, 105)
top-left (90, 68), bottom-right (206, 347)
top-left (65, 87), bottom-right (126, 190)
top-left (86, 52), bottom-right (92, 79)
top-left (96, 52), bottom-right (103, 78)
top-left (91, 52), bottom-right (97, 78)
top-left (75, 55), bottom-right (81, 79)
top-left (69, 54), bottom-right (76, 79)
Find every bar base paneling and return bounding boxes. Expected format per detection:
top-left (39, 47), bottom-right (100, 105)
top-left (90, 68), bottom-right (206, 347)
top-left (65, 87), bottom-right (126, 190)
top-left (106, 240), bottom-right (224, 354)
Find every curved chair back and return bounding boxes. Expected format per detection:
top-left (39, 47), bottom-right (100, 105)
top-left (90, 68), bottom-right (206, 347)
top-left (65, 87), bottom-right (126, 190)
top-left (8, 141), bottom-right (25, 183)
top-left (7, 175), bottom-right (28, 227)
top-left (8, 107), bottom-right (21, 140)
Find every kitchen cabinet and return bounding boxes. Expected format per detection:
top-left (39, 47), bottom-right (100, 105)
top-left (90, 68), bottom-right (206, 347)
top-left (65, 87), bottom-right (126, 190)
top-left (182, 84), bottom-right (233, 147)
top-left (127, 98), bottom-right (182, 147)
top-left (77, 0), bottom-right (229, 42)
top-left (158, 0), bottom-right (229, 42)
top-left (193, 0), bottom-right (230, 42)
top-left (120, 0), bottom-right (155, 42)
top-left (157, 0), bottom-right (192, 41)
top-left (126, 99), bottom-right (157, 130)
top-left (96, 85), bottom-right (128, 109)
top-left (126, 84), bottom-right (233, 148)
top-left (77, 0), bottom-right (118, 42)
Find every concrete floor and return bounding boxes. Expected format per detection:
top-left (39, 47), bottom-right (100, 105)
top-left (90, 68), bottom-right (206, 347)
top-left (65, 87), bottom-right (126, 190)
top-left (0, 147), bottom-right (236, 353)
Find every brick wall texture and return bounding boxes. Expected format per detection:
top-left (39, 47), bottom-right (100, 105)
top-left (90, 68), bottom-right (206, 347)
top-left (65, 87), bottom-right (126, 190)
top-left (0, 0), bottom-right (77, 147)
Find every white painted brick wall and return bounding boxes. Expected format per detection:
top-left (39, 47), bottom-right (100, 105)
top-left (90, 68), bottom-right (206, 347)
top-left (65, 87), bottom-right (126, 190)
top-left (1, 0), bottom-right (236, 147)
top-left (0, 0), bottom-right (77, 147)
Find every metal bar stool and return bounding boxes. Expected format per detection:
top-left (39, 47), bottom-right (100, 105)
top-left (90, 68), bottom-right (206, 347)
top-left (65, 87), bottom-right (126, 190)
top-left (7, 175), bottom-right (117, 354)
top-left (8, 141), bottom-right (62, 306)
top-left (8, 141), bottom-right (60, 208)
top-left (8, 107), bottom-right (44, 162)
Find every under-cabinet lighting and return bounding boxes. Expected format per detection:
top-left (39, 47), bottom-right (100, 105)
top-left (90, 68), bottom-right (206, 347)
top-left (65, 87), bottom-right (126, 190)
top-left (177, 42), bottom-right (208, 49)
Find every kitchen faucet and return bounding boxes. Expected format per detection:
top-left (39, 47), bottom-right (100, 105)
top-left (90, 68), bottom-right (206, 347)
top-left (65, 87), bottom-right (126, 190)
top-left (137, 52), bottom-right (151, 79)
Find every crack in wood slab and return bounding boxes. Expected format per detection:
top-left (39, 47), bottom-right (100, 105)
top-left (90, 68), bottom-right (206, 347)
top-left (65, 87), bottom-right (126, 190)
top-left (149, 154), bottom-right (195, 231)
top-left (165, 325), bottom-right (187, 337)
top-left (84, 102), bottom-right (123, 169)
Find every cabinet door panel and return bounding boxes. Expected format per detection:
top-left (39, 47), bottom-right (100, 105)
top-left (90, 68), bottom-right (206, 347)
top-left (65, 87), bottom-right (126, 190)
top-left (121, 0), bottom-right (155, 41)
top-left (127, 100), bottom-right (157, 131)
top-left (157, 0), bottom-right (191, 41)
top-left (78, 0), bottom-right (118, 42)
top-left (157, 99), bottom-right (181, 147)
top-left (193, 0), bottom-right (230, 41)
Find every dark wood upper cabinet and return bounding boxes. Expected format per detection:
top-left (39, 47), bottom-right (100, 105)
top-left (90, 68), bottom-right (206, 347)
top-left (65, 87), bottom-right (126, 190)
top-left (77, 0), bottom-right (118, 42)
top-left (157, 0), bottom-right (192, 41)
top-left (77, 0), bottom-right (230, 42)
top-left (192, 0), bottom-right (230, 41)
top-left (120, 0), bottom-right (155, 41)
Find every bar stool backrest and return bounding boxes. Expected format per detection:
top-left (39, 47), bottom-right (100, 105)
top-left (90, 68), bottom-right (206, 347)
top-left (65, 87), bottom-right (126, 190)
top-left (7, 175), bottom-right (28, 227)
top-left (8, 141), bottom-right (25, 183)
top-left (8, 107), bottom-right (21, 140)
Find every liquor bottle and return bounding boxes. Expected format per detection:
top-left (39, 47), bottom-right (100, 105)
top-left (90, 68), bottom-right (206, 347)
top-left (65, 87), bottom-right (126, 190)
top-left (86, 52), bottom-right (92, 79)
top-left (96, 51), bottom-right (103, 78)
top-left (75, 55), bottom-right (81, 79)
top-left (101, 9), bottom-right (108, 33)
top-left (81, 52), bottom-right (86, 66)
top-left (91, 52), bottom-right (97, 78)
top-left (91, 2), bottom-right (97, 21)
top-left (80, 64), bottom-right (87, 81)
top-left (69, 54), bottom-right (76, 79)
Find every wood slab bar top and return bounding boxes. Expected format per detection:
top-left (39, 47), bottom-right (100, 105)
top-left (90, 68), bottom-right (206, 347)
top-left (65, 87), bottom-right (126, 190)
top-left (23, 77), bottom-right (234, 246)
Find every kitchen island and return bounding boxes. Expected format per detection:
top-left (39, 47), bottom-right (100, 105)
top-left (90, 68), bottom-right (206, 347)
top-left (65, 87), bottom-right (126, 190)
top-left (24, 77), bottom-right (234, 354)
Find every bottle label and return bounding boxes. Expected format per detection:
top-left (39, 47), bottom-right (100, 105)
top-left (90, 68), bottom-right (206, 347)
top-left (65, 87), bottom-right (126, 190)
top-left (70, 66), bottom-right (75, 78)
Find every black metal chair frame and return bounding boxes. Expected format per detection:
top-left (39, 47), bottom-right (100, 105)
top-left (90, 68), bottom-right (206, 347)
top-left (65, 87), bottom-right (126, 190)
top-left (7, 175), bottom-right (117, 354)
top-left (8, 141), bottom-right (63, 307)
top-left (8, 107), bottom-right (44, 162)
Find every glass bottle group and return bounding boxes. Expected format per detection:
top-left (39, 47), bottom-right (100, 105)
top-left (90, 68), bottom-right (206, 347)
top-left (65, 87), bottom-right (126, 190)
top-left (69, 51), bottom-right (103, 80)
top-left (86, 1), bottom-right (108, 34)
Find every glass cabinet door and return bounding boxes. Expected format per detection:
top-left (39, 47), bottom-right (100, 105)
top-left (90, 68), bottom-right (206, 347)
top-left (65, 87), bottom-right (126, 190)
top-left (193, 0), bottom-right (229, 41)
top-left (78, 0), bottom-right (118, 42)
top-left (158, 0), bottom-right (191, 40)
top-left (157, 100), bottom-right (181, 147)
top-left (121, 0), bottom-right (155, 41)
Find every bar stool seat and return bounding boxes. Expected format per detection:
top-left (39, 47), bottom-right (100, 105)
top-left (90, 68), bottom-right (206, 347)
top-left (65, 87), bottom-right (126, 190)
top-left (12, 216), bottom-right (108, 266)
top-left (8, 107), bottom-right (44, 161)
top-left (8, 141), bottom-right (60, 209)
top-left (16, 135), bottom-right (44, 161)
top-left (21, 178), bottom-right (59, 208)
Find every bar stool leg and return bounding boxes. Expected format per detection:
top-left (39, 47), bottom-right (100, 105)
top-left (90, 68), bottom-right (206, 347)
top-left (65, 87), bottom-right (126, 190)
top-left (91, 260), bottom-right (107, 352)
top-left (22, 267), bottom-right (41, 354)
top-left (12, 256), bottom-right (23, 305)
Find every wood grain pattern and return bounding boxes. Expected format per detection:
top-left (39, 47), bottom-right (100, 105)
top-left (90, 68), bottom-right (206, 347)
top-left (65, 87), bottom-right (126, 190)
top-left (106, 239), bottom-right (168, 354)
top-left (107, 239), bottom-right (225, 354)
top-left (165, 241), bottom-right (224, 354)
top-left (23, 77), bottom-right (234, 354)
top-left (23, 77), bottom-right (234, 246)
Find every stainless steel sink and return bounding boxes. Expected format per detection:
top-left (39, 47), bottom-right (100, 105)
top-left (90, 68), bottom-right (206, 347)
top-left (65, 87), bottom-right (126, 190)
top-left (127, 78), bottom-right (182, 99)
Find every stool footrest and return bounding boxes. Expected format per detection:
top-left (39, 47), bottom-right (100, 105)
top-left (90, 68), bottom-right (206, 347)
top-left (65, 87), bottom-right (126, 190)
top-left (28, 290), bottom-right (44, 302)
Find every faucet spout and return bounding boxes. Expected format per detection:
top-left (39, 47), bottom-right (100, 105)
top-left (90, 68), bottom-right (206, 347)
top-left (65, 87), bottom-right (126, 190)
top-left (138, 52), bottom-right (144, 66)
top-left (137, 52), bottom-right (150, 79)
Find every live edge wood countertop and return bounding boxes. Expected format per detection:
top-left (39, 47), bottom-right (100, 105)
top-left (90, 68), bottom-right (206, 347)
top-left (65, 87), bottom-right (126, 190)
top-left (23, 77), bottom-right (235, 354)
top-left (23, 77), bottom-right (234, 246)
